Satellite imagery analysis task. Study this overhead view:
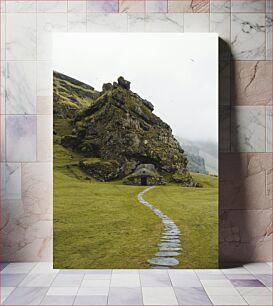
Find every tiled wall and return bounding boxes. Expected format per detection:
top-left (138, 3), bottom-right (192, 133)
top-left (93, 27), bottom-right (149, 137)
top-left (0, 0), bottom-right (272, 264)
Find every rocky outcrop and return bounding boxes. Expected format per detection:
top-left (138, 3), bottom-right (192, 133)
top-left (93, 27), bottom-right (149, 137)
top-left (54, 73), bottom-right (194, 186)
top-left (117, 76), bottom-right (130, 90)
top-left (79, 158), bottom-right (121, 182)
top-left (53, 71), bottom-right (100, 119)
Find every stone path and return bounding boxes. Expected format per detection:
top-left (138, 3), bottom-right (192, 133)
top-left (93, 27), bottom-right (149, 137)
top-left (137, 187), bottom-right (181, 268)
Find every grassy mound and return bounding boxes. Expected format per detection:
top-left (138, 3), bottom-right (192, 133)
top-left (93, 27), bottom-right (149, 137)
top-left (191, 172), bottom-right (218, 188)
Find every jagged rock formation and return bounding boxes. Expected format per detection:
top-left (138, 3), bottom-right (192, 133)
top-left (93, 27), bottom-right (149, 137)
top-left (54, 72), bottom-right (195, 186)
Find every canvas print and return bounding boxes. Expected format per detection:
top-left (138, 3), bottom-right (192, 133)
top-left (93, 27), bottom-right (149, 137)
top-left (53, 33), bottom-right (218, 269)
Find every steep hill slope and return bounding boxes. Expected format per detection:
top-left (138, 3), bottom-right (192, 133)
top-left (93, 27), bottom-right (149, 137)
top-left (177, 138), bottom-right (218, 175)
top-left (53, 71), bottom-right (100, 119)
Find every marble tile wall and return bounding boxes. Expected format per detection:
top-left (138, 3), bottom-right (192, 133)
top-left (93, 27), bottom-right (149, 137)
top-left (0, 0), bottom-right (272, 264)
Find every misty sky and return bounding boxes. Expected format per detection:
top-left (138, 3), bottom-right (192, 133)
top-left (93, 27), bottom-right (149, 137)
top-left (53, 33), bottom-right (218, 143)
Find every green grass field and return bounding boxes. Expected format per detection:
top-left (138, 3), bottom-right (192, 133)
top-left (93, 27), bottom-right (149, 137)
top-left (144, 174), bottom-right (218, 268)
top-left (54, 144), bottom-right (218, 269)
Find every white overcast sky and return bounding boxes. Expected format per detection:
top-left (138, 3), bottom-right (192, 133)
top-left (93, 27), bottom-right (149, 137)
top-left (53, 33), bottom-right (218, 143)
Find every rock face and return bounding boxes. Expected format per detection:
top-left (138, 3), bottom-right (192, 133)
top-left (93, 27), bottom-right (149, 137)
top-left (176, 137), bottom-right (217, 175)
top-left (137, 187), bottom-right (181, 268)
top-left (54, 72), bottom-right (194, 186)
top-left (185, 153), bottom-right (208, 175)
top-left (117, 76), bottom-right (130, 90)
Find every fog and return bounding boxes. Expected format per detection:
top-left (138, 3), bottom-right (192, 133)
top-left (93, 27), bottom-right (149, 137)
top-left (53, 33), bottom-right (218, 143)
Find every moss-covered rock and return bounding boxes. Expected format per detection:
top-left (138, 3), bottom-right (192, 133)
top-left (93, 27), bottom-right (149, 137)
top-left (79, 158), bottom-right (121, 181)
top-left (53, 71), bottom-right (100, 119)
top-left (54, 73), bottom-right (194, 186)
top-left (71, 79), bottom-right (190, 178)
top-left (171, 173), bottom-right (202, 187)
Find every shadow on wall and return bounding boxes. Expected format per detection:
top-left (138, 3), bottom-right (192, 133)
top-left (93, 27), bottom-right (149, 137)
top-left (218, 38), bottom-right (272, 267)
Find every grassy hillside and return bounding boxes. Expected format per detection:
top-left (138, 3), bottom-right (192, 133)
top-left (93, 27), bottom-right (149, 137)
top-left (54, 144), bottom-right (163, 268)
top-left (54, 143), bottom-right (218, 268)
top-left (53, 71), bottom-right (100, 119)
top-left (191, 172), bottom-right (218, 188)
top-left (144, 176), bottom-right (218, 268)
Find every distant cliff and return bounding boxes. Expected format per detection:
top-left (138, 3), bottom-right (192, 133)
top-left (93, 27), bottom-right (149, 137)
top-left (186, 153), bottom-right (208, 175)
top-left (177, 137), bottom-right (218, 175)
